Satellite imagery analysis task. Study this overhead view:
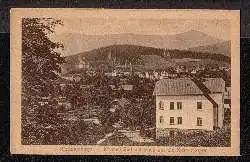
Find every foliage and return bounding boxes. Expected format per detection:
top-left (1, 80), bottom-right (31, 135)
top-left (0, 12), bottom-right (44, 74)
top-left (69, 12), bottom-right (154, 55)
top-left (156, 125), bottom-right (231, 147)
top-left (63, 44), bottom-right (230, 74)
top-left (21, 18), bottom-right (65, 144)
top-left (22, 17), bottom-right (65, 102)
top-left (22, 18), bottom-right (65, 86)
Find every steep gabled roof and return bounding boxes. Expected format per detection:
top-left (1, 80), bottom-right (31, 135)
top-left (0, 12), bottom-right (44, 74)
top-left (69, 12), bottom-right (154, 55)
top-left (153, 78), bottom-right (225, 96)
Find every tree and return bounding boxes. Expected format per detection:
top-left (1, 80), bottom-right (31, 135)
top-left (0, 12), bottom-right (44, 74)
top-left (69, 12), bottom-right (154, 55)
top-left (21, 18), bottom-right (65, 144)
top-left (22, 18), bottom-right (65, 97)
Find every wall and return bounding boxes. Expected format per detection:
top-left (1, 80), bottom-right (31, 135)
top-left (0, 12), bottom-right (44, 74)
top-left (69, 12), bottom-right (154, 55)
top-left (210, 93), bottom-right (224, 128)
top-left (155, 94), bottom-right (223, 132)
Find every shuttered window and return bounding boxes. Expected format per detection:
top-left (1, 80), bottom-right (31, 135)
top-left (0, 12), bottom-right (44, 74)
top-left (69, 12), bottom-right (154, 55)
top-left (160, 116), bottom-right (164, 123)
top-left (170, 102), bottom-right (174, 110)
top-left (197, 117), bottom-right (202, 126)
top-left (197, 102), bottom-right (202, 110)
top-left (159, 101), bottom-right (164, 110)
top-left (170, 117), bottom-right (174, 125)
top-left (177, 102), bottom-right (182, 110)
top-left (177, 117), bottom-right (182, 124)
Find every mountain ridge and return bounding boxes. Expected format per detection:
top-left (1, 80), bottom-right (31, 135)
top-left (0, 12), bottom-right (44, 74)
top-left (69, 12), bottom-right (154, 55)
top-left (57, 30), bottom-right (228, 56)
top-left (66, 44), bottom-right (230, 59)
top-left (62, 44), bottom-right (230, 74)
top-left (188, 41), bottom-right (231, 57)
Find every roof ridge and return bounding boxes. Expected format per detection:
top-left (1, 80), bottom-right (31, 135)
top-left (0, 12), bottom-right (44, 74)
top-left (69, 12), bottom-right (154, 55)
top-left (153, 77), bottom-right (225, 96)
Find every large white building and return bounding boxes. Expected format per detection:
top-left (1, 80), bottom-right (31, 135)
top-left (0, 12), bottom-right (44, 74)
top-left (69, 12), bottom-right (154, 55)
top-left (153, 78), bottom-right (225, 138)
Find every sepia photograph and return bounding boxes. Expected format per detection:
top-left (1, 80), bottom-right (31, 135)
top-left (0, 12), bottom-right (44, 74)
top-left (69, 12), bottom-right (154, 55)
top-left (10, 9), bottom-right (240, 156)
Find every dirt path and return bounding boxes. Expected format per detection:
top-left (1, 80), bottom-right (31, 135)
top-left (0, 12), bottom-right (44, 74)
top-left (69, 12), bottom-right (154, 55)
top-left (96, 132), bottom-right (114, 145)
top-left (96, 130), bottom-right (155, 145)
top-left (119, 130), bottom-right (155, 143)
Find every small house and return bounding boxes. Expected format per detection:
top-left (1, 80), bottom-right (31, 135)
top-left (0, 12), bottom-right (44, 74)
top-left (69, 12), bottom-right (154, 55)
top-left (121, 84), bottom-right (133, 91)
top-left (109, 98), bottom-right (131, 113)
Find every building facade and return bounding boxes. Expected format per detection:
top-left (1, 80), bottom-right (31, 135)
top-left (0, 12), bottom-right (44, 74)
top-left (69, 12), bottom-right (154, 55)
top-left (153, 78), bottom-right (225, 138)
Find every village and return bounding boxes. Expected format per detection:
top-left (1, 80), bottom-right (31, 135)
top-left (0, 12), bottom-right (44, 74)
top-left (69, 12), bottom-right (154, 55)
top-left (25, 52), bottom-right (231, 147)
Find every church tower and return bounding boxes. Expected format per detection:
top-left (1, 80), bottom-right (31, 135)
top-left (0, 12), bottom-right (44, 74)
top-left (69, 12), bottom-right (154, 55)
top-left (163, 48), bottom-right (170, 58)
top-left (108, 51), bottom-right (112, 61)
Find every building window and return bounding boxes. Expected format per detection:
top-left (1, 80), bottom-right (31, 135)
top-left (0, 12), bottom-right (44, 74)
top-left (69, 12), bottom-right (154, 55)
top-left (170, 102), bottom-right (174, 110)
top-left (170, 117), bottom-right (174, 125)
top-left (197, 102), bottom-right (202, 110)
top-left (177, 102), bottom-right (182, 110)
top-left (159, 101), bottom-right (164, 110)
top-left (177, 117), bottom-right (182, 124)
top-left (197, 117), bottom-right (202, 126)
top-left (160, 116), bottom-right (164, 123)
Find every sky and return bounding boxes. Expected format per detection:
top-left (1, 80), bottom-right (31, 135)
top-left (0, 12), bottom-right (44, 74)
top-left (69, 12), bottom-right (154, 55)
top-left (53, 17), bottom-right (230, 40)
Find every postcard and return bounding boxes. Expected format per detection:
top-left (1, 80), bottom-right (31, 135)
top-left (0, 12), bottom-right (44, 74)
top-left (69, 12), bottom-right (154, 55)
top-left (10, 9), bottom-right (240, 156)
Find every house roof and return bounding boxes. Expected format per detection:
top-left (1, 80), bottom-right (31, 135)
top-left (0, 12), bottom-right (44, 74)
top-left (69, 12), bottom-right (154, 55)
top-left (153, 78), bottom-right (225, 96)
top-left (112, 98), bottom-right (131, 108)
top-left (121, 85), bottom-right (133, 91)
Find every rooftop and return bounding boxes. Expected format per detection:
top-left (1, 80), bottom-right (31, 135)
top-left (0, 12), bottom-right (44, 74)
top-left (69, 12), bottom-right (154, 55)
top-left (112, 98), bottom-right (131, 108)
top-left (153, 78), bottom-right (225, 96)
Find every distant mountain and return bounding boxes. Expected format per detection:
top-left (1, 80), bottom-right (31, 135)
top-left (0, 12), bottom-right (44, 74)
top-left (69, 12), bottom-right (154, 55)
top-left (62, 44), bottom-right (230, 73)
top-left (57, 30), bottom-right (226, 56)
top-left (188, 41), bottom-right (231, 57)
